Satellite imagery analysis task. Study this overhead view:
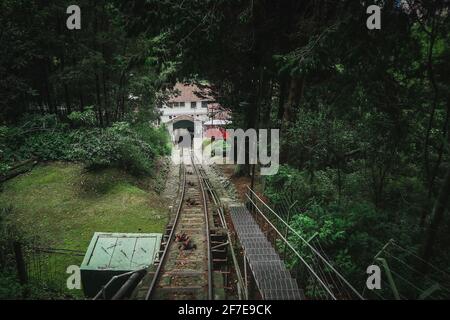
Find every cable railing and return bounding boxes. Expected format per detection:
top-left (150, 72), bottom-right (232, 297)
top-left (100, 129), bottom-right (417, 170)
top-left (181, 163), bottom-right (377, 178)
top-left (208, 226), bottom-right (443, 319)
top-left (363, 239), bottom-right (450, 300)
top-left (245, 186), bottom-right (364, 300)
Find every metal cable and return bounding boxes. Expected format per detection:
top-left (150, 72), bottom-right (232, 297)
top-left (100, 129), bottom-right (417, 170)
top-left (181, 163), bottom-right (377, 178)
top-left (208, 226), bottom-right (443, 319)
top-left (247, 187), bottom-right (364, 299)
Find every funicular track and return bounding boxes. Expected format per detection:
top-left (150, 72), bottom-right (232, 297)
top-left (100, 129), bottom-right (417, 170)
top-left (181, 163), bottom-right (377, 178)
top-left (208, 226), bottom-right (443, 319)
top-left (145, 148), bottom-right (213, 300)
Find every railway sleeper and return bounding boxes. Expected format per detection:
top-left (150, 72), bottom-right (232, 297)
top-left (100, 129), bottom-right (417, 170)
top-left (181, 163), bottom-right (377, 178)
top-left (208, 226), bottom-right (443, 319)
top-left (213, 258), bottom-right (228, 264)
top-left (210, 234), bottom-right (227, 243)
top-left (212, 250), bottom-right (228, 260)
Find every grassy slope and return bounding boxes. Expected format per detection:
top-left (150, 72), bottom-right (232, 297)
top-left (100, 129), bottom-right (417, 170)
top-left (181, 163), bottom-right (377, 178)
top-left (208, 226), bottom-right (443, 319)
top-left (0, 162), bottom-right (168, 298)
top-left (0, 162), bottom-right (168, 248)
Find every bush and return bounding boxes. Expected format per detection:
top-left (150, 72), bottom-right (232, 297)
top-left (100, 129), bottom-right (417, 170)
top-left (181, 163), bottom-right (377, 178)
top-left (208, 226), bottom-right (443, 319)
top-left (67, 107), bottom-right (96, 127)
top-left (1, 115), bottom-right (170, 177)
top-left (264, 165), bottom-right (337, 207)
top-left (1, 114), bottom-right (70, 164)
top-left (264, 163), bottom-right (416, 284)
top-left (70, 128), bottom-right (118, 167)
top-left (132, 123), bottom-right (171, 156)
top-left (0, 273), bottom-right (23, 299)
top-left (18, 131), bottom-right (74, 161)
top-left (70, 122), bottom-right (173, 176)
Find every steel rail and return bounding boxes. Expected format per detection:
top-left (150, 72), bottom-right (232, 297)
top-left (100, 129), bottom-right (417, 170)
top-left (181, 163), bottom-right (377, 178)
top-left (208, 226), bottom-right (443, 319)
top-left (190, 150), bottom-right (213, 300)
top-left (145, 151), bottom-right (187, 300)
top-left (192, 153), bottom-right (247, 299)
top-left (198, 167), bottom-right (226, 228)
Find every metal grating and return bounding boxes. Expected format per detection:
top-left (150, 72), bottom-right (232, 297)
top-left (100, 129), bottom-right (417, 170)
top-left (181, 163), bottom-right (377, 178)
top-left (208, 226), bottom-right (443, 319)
top-left (230, 206), bottom-right (303, 300)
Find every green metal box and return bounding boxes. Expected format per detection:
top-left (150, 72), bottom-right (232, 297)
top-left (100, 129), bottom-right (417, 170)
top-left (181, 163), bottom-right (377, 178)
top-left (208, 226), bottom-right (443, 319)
top-left (80, 232), bottom-right (161, 298)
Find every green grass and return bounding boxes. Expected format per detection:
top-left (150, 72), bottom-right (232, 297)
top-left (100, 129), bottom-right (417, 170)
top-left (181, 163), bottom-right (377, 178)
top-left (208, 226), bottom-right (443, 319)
top-left (0, 161), bottom-right (168, 298)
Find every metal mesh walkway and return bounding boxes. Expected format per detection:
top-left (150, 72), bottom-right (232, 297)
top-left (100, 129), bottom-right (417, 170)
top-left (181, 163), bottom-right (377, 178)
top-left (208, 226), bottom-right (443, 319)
top-left (229, 206), bottom-right (303, 300)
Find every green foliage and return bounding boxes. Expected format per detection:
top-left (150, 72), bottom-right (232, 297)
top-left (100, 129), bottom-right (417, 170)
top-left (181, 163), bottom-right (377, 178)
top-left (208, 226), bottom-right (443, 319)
top-left (70, 122), bottom-right (166, 176)
top-left (67, 107), bottom-right (96, 127)
top-left (132, 124), bottom-right (171, 157)
top-left (265, 165), bottom-right (337, 206)
top-left (19, 131), bottom-right (74, 161)
top-left (1, 115), bottom-right (170, 177)
top-left (0, 0), bottom-right (175, 124)
top-left (0, 273), bottom-right (23, 299)
top-left (0, 206), bottom-right (25, 299)
top-left (265, 163), bottom-right (420, 284)
top-left (0, 162), bottom-right (169, 299)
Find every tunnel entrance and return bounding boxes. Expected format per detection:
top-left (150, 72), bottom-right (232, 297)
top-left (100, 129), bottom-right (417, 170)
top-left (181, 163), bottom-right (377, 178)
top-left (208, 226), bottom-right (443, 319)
top-left (173, 119), bottom-right (195, 147)
top-left (173, 120), bottom-right (194, 133)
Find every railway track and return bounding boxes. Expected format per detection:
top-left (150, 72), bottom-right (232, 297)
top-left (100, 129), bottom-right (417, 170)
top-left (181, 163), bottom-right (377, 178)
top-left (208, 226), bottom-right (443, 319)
top-left (145, 148), bottom-right (213, 300)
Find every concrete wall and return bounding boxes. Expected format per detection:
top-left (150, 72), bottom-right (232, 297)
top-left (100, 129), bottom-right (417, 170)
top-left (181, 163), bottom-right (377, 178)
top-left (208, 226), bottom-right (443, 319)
top-left (159, 101), bottom-right (208, 123)
top-left (160, 101), bottom-right (210, 144)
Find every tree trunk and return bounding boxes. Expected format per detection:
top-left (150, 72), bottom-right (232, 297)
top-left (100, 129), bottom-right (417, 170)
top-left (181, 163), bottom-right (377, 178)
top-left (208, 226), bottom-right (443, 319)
top-left (277, 77), bottom-right (288, 123)
top-left (281, 77), bottom-right (304, 129)
top-left (102, 70), bottom-right (110, 126)
top-left (279, 76), bottom-right (305, 163)
top-left (95, 73), bottom-right (104, 127)
top-left (422, 168), bottom-right (450, 270)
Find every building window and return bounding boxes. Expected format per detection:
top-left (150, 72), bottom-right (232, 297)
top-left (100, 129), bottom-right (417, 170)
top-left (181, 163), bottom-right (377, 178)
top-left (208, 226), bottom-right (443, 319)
top-left (191, 102), bottom-right (197, 109)
top-left (169, 102), bottom-right (185, 108)
top-left (177, 102), bottom-right (185, 108)
top-left (169, 116), bottom-right (173, 119)
top-left (202, 101), bottom-right (208, 108)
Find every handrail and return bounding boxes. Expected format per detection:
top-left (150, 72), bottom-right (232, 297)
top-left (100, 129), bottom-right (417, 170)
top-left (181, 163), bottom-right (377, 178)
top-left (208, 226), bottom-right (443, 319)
top-left (245, 193), bottom-right (337, 300)
top-left (93, 267), bottom-right (148, 300)
top-left (246, 186), bottom-right (364, 300)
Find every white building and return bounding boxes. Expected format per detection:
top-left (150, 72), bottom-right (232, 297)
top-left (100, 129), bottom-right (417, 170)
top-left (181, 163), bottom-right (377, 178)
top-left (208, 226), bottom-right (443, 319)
top-left (159, 83), bottom-right (211, 123)
top-left (158, 83), bottom-right (211, 145)
top-left (158, 83), bottom-right (231, 146)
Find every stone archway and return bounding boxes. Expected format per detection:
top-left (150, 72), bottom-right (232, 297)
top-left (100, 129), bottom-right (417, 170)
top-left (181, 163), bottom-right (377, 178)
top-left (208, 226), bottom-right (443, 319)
top-left (167, 115), bottom-right (200, 146)
top-left (173, 119), bottom-right (194, 133)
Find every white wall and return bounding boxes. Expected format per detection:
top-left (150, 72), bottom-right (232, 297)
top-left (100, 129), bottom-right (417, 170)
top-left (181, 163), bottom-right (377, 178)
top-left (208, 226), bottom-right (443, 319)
top-left (159, 101), bottom-right (209, 124)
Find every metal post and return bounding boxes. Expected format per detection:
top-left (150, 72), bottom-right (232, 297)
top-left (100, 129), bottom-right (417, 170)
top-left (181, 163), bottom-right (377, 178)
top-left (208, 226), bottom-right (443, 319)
top-left (112, 270), bottom-right (146, 300)
top-left (307, 232), bottom-right (319, 244)
top-left (377, 258), bottom-right (401, 300)
top-left (283, 201), bottom-right (297, 260)
top-left (13, 242), bottom-right (28, 285)
top-left (244, 250), bottom-right (248, 299)
top-left (374, 239), bottom-right (394, 260)
top-left (13, 241), bottom-right (28, 298)
top-left (419, 283), bottom-right (440, 300)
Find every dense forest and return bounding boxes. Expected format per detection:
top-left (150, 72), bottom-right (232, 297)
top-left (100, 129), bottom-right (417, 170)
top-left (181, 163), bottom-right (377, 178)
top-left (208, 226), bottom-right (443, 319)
top-left (1, 0), bottom-right (450, 299)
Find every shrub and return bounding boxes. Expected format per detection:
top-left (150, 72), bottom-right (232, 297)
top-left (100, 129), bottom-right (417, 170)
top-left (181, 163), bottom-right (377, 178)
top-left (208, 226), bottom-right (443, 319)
top-left (18, 131), bottom-right (74, 161)
top-left (71, 128), bottom-right (118, 168)
top-left (132, 123), bottom-right (171, 157)
top-left (264, 163), bottom-right (417, 285)
top-left (67, 106), bottom-right (96, 127)
top-left (0, 273), bottom-right (23, 299)
top-left (1, 115), bottom-right (170, 177)
top-left (264, 165), bottom-right (337, 207)
top-left (71, 122), bottom-right (160, 176)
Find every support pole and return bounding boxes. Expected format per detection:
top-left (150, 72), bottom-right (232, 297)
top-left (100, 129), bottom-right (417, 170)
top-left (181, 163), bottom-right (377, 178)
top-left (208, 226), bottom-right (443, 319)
top-left (377, 258), bottom-right (401, 300)
top-left (244, 250), bottom-right (248, 299)
top-left (13, 242), bottom-right (28, 285)
top-left (283, 201), bottom-right (297, 260)
top-left (13, 241), bottom-right (28, 298)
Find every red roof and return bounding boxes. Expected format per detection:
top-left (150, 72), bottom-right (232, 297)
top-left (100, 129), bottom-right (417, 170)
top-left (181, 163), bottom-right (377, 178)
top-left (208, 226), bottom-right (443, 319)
top-left (169, 83), bottom-right (213, 103)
